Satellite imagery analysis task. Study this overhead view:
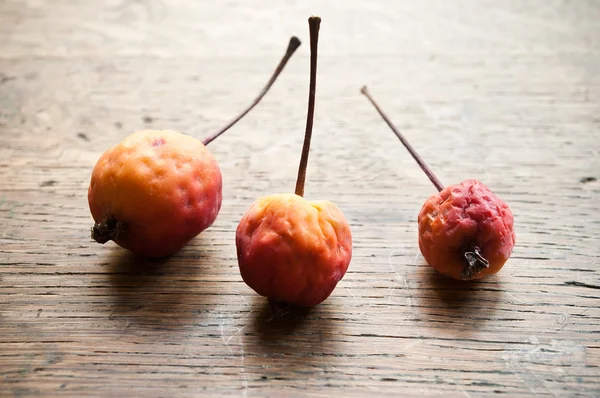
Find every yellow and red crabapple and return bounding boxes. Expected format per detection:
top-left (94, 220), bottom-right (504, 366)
top-left (236, 194), bottom-right (352, 307)
top-left (236, 17), bottom-right (353, 307)
top-left (87, 37), bottom-right (301, 258)
top-left (361, 86), bottom-right (515, 280)
top-left (418, 179), bottom-right (515, 280)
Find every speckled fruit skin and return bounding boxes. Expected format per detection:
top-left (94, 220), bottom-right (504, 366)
top-left (88, 130), bottom-right (222, 257)
top-left (235, 193), bottom-right (352, 307)
top-left (417, 179), bottom-right (515, 280)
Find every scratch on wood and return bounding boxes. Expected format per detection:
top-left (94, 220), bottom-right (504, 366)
top-left (565, 281), bottom-right (600, 290)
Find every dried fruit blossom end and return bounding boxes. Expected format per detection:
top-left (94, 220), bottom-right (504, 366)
top-left (461, 246), bottom-right (489, 280)
top-left (91, 216), bottom-right (125, 244)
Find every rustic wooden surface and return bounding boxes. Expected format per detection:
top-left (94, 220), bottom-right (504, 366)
top-left (1, 0), bottom-right (599, 396)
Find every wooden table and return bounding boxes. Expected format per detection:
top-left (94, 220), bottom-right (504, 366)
top-left (1, 1), bottom-right (599, 396)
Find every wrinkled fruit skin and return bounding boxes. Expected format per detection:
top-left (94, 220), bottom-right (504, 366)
top-left (418, 179), bottom-right (515, 280)
top-left (236, 193), bottom-right (352, 307)
top-left (88, 130), bottom-right (222, 257)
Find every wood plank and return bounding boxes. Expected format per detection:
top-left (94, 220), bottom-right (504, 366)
top-left (1, 0), bottom-right (599, 396)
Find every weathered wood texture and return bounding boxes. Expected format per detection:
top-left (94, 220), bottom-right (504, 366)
top-left (1, 0), bottom-right (599, 396)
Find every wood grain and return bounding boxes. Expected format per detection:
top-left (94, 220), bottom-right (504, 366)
top-left (1, 0), bottom-right (599, 396)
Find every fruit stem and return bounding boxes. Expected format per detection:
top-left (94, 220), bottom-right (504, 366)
top-left (202, 36), bottom-right (302, 146)
top-left (295, 16), bottom-right (321, 197)
top-left (461, 246), bottom-right (490, 280)
top-left (360, 86), bottom-right (444, 192)
top-left (91, 216), bottom-right (124, 244)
